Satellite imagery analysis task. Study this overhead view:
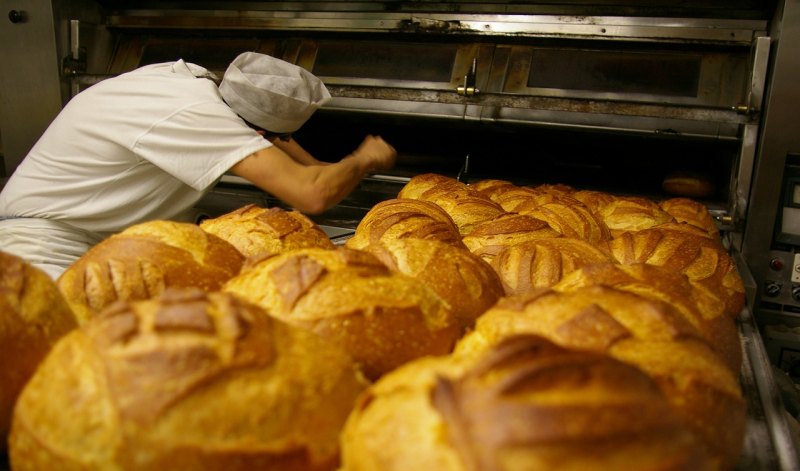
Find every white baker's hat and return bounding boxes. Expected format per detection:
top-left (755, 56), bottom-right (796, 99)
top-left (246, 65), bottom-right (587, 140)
top-left (219, 52), bottom-right (331, 133)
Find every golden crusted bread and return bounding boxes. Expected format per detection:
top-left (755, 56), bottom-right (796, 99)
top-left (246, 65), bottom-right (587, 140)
top-left (461, 213), bottom-right (561, 263)
top-left (455, 287), bottom-right (745, 471)
top-left (56, 220), bottom-right (244, 324)
top-left (399, 174), bottom-right (506, 235)
top-left (223, 247), bottom-right (461, 380)
top-left (0, 252), bottom-right (78, 449)
top-left (345, 198), bottom-right (465, 251)
top-left (490, 238), bottom-right (615, 296)
top-left (8, 289), bottom-right (368, 471)
top-left (363, 238), bottom-right (504, 332)
top-left (662, 172), bottom-right (715, 198)
top-left (341, 335), bottom-right (712, 471)
top-left (553, 262), bottom-right (741, 373)
top-left (595, 196), bottom-right (676, 237)
top-left (469, 178), bottom-right (515, 195)
top-left (660, 198), bottom-right (720, 237)
top-left (571, 189), bottom-right (618, 214)
top-left (199, 204), bottom-right (334, 258)
top-left (609, 226), bottom-right (744, 318)
top-left (516, 202), bottom-right (613, 246)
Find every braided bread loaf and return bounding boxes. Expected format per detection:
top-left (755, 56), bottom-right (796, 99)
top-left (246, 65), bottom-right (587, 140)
top-left (9, 289), bottom-right (367, 471)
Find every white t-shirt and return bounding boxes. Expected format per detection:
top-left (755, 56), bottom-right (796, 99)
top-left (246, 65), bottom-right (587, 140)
top-left (0, 60), bottom-right (272, 276)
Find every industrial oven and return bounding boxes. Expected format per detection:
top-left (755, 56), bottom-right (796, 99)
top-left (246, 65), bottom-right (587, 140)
top-left (1, 0), bottom-right (800, 469)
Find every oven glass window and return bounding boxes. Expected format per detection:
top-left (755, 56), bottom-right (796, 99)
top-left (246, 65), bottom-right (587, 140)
top-left (313, 41), bottom-right (456, 82)
top-left (528, 49), bottom-right (701, 97)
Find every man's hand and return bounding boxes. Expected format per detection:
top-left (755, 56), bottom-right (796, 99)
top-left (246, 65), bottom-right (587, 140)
top-left (351, 135), bottom-right (397, 173)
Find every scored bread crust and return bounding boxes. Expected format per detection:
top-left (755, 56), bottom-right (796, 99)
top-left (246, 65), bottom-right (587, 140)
top-left (56, 220), bottom-right (244, 323)
top-left (8, 289), bottom-right (367, 471)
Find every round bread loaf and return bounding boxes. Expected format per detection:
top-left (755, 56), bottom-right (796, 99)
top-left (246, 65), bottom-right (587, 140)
top-left (553, 262), bottom-right (741, 373)
top-left (455, 287), bottom-right (745, 471)
top-left (571, 189), bottom-right (617, 214)
top-left (223, 247), bottom-right (461, 380)
top-left (341, 335), bottom-right (713, 471)
top-left (363, 238), bottom-right (504, 332)
top-left (57, 220), bottom-right (244, 324)
top-left (490, 238), bottom-right (615, 296)
top-left (516, 202), bottom-right (612, 245)
top-left (461, 213), bottom-right (561, 264)
top-left (0, 252), bottom-right (78, 450)
top-left (593, 196), bottom-right (676, 237)
top-left (476, 183), bottom-right (541, 212)
top-left (345, 198), bottom-right (465, 251)
top-left (199, 204), bottom-right (334, 258)
top-left (8, 289), bottom-right (367, 471)
top-left (396, 172), bottom-right (457, 200)
top-left (659, 198), bottom-right (720, 238)
top-left (609, 226), bottom-right (744, 318)
top-left (469, 178), bottom-right (515, 195)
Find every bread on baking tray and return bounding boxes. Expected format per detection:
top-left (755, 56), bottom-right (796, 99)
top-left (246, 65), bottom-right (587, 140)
top-left (660, 197), bottom-right (720, 237)
top-left (56, 220), bottom-right (244, 324)
top-left (516, 201), bottom-right (613, 245)
top-left (341, 334), bottom-right (713, 471)
top-left (454, 287), bottom-right (745, 471)
top-left (462, 212), bottom-right (561, 264)
top-left (8, 289), bottom-right (368, 471)
top-left (223, 247), bottom-right (461, 380)
top-left (345, 198), bottom-right (465, 251)
top-left (0, 252), bottom-right (78, 450)
top-left (490, 237), bottom-right (616, 296)
top-left (362, 238), bottom-right (504, 333)
top-left (199, 204), bottom-right (334, 258)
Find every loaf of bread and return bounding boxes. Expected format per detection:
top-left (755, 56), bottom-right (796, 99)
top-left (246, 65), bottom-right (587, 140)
top-left (455, 286), bottom-right (745, 470)
top-left (56, 220), bottom-right (244, 323)
top-left (398, 174), bottom-right (506, 235)
top-left (660, 198), bottom-right (720, 237)
top-left (199, 204), bottom-right (334, 258)
top-left (609, 226), bottom-right (745, 318)
top-left (516, 201), bottom-right (613, 245)
top-left (223, 247), bottom-right (461, 380)
top-left (594, 196), bottom-right (676, 237)
top-left (345, 198), bottom-right (465, 251)
top-left (490, 237), bottom-right (616, 296)
top-left (8, 289), bottom-right (368, 471)
top-left (461, 213), bottom-right (561, 263)
top-left (553, 262), bottom-right (741, 373)
top-left (662, 172), bottom-right (715, 198)
top-left (362, 238), bottom-right (504, 332)
top-left (341, 335), bottom-right (713, 471)
top-left (0, 252), bottom-right (78, 450)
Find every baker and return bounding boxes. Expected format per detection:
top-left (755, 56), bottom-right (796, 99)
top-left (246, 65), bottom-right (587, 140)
top-left (0, 52), bottom-right (397, 279)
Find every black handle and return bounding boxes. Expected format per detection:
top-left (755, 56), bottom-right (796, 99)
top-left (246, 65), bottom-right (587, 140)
top-left (8, 10), bottom-right (26, 23)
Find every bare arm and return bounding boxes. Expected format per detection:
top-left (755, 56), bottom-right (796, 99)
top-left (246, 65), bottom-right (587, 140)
top-left (231, 135), bottom-right (396, 214)
top-left (269, 137), bottom-right (329, 166)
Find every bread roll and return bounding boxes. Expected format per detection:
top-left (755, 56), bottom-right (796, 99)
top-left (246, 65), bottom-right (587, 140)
top-left (9, 289), bottom-right (367, 471)
top-left (199, 204), bottom-right (334, 258)
top-left (609, 226), bottom-right (744, 318)
top-left (363, 238), bottom-right (504, 332)
top-left (659, 198), bottom-right (720, 238)
top-left (345, 198), bottom-right (465, 251)
top-left (455, 287), bottom-right (745, 470)
top-left (469, 178), bottom-right (515, 195)
top-left (0, 252), bottom-right (78, 450)
top-left (553, 262), bottom-right (741, 373)
top-left (571, 189), bottom-right (617, 214)
top-left (341, 335), bottom-right (713, 471)
top-left (461, 213), bottom-right (561, 264)
top-left (223, 247), bottom-right (461, 380)
top-left (490, 238), bottom-right (615, 296)
top-left (57, 220), bottom-right (244, 323)
top-left (516, 202), bottom-right (612, 245)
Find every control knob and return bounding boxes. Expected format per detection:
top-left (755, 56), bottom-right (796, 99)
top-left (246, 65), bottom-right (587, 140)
top-left (792, 285), bottom-right (800, 302)
top-left (8, 10), bottom-right (26, 23)
top-left (764, 281), bottom-right (782, 297)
